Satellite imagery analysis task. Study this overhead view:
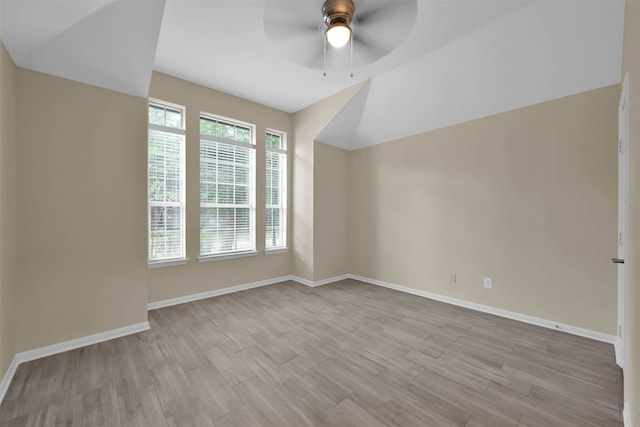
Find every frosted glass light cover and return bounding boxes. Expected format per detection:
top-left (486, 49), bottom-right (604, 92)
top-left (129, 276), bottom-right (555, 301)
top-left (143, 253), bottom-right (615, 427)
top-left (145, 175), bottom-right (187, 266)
top-left (326, 25), bottom-right (351, 48)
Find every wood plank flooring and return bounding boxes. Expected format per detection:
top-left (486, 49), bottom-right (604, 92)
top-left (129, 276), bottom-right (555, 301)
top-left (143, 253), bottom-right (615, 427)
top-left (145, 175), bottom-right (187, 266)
top-left (0, 279), bottom-right (624, 426)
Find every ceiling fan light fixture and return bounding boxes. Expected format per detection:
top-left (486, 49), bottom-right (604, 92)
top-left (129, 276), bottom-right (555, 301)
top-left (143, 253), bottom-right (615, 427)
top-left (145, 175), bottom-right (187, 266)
top-left (326, 23), bottom-right (351, 48)
top-left (322, 0), bottom-right (355, 48)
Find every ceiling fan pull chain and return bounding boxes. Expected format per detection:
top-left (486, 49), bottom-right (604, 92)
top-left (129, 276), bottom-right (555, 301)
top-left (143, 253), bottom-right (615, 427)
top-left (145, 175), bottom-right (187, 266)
top-left (350, 35), bottom-right (354, 78)
top-left (323, 37), bottom-right (327, 77)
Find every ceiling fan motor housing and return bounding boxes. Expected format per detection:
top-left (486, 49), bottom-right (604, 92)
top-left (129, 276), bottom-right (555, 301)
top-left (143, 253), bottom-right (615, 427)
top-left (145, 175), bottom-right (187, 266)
top-left (322, 0), bottom-right (355, 27)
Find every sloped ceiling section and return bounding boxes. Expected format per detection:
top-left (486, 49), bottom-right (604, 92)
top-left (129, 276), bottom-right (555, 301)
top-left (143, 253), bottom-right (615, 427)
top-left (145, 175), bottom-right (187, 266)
top-left (0, 0), bottom-right (625, 149)
top-left (0, 0), bottom-right (165, 98)
top-left (318, 0), bottom-right (625, 150)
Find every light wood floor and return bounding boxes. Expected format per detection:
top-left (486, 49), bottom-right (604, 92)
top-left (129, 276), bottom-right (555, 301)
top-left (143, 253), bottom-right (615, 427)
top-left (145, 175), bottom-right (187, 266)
top-left (0, 279), bottom-right (623, 426)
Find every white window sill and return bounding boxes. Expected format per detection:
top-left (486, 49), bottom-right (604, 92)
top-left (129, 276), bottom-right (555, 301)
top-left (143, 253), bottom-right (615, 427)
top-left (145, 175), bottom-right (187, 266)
top-left (264, 247), bottom-right (288, 255)
top-left (198, 251), bottom-right (258, 263)
top-left (148, 258), bottom-right (189, 269)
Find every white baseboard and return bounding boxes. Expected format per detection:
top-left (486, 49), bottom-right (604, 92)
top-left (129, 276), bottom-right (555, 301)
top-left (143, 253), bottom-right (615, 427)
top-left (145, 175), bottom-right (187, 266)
top-left (615, 336), bottom-right (624, 368)
top-left (0, 273), bottom-right (620, 407)
top-left (313, 274), bottom-right (351, 286)
top-left (349, 274), bottom-right (617, 344)
top-left (15, 321), bottom-right (151, 364)
top-left (291, 274), bottom-right (350, 287)
top-left (154, 273), bottom-right (615, 344)
top-left (0, 321), bottom-right (149, 404)
top-left (148, 275), bottom-right (294, 310)
top-left (147, 274), bottom-right (350, 310)
top-left (624, 402), bottom-right (631, 427)
top-left (289, 275), bottom-right (314, 287)
top-left (0, 356), bottom-right (20, 407)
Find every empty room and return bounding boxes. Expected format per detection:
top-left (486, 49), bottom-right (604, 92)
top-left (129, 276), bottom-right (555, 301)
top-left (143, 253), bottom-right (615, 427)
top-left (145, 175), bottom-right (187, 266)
top-left (0, 0), bottom-right (638, 426)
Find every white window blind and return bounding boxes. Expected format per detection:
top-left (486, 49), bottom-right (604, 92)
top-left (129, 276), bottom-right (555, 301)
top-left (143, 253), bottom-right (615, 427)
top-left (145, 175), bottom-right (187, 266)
top-left (200, 115), bottom-right (256, 256)
top-left (148, 102), bottom-right (186, 262)
top-left (265, 131), bottom-right (287, 250)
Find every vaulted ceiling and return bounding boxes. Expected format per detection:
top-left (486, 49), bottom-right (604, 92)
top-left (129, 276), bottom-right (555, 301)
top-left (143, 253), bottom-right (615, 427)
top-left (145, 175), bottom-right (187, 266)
top-left (0, 0), bottom-right (625, 149)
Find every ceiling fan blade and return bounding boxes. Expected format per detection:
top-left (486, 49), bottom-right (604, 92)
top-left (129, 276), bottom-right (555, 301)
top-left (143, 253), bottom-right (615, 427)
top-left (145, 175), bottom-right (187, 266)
top-left (263, 10), bottom-right (318, 31)
top-left (263, 0), bottom-right (326, 69)
top-left (271, 29), bottom-right (324, 66)
top-left (267, 22), bottom-right (319, 41)
top-left (299, 42), bottom-right (325, 69)
top-left (264, 0), bottom-right (320, 29)
top-left (355, 2), bottom-right (389, 26)
top-left (350, 0), bottom-right (417, 65)
top-left (355, 35), bottom-right (388, 57)
top-left (353, 38), bottom-right (389, 67)
top-left (356, 0), bottom-right (417, 28)
top-left (354, 25), bottom-right (395, 53)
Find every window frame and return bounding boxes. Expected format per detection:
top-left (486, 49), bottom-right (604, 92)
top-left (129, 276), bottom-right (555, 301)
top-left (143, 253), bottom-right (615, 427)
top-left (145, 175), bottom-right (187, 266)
top-left (198, 113), bottom-right (257, 261)
top-left (265, 129), bottom-right (288, 253)
top-left (147, 99), bottom-right (187, 267)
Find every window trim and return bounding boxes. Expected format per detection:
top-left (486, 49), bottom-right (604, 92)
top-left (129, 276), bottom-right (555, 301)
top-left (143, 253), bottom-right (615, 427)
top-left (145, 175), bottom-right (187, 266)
top-left (149, 123), bottom-right (186, 136)
top-left (265, 129), bottom-right (287, 251)
top-left (197, 250), bottom-right (259, 263)
top-left (199, 112), bottom-right (257, 257)
top-left (200, 134), bottom-right (252, 149)
top-left (148, 258), bottom-right (190, 269)
top-left (147, 99), bottom-right (187, 263)
top-left (264, 247), bottom-right (288, 255)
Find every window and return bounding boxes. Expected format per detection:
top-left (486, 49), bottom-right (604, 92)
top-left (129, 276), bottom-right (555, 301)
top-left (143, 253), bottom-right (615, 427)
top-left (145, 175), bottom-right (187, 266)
top-left (200, 115), bottom-right (256, 257)
top-left (265, 131), bottom-right (287, 250)
top-left (148, 101), bottom-right (186, 262)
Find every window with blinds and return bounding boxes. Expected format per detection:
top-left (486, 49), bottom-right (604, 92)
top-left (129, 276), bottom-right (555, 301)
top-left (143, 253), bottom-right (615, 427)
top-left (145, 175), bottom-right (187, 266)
top-left (200, 115), bottom-right (256, 257)
top-left (265, 131), bottom-right (287, 250)
top-left (148, 101), bottom-right (186, 262)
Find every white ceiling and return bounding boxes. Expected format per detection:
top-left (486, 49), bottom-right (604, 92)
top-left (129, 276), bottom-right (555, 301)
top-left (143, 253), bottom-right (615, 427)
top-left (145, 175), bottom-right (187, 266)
top-left (0, 0), bottom-right (625, 149)
top-left (0, 0), bottom-right (164, 98)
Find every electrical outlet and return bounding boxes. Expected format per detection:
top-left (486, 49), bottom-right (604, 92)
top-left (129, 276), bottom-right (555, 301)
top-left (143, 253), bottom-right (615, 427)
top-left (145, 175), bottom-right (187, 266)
top-left (450, 273), bottom-right (456, 283)
top-left (483, 277), bottom-right (492, 289)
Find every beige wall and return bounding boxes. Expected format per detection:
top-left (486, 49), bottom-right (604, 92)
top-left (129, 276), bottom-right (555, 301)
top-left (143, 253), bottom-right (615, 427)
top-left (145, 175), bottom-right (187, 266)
top-left (15, 69), bottom-right (149, 352)
top-left (0, 41), bottom-right (17, 377)
top-left (291, 106), bottom-right (315, 281)
top-left (147, 72), bottom-right (292, 303)
top-left (0, 39), bottom-right (626, 402)
top-left (292, 81), bottom-right (365, 281)
top-left (622, 0), bottom-right (640, 423)
top-left (349, 85), bottom-right (618, 334)
top-left (314, 142), bottom-right (350, 280)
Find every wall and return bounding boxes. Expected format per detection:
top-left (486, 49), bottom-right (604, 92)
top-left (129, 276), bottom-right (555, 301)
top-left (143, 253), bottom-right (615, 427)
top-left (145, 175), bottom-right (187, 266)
top-left (0, 41), bottom-right (17, 379)
top-left (15, 69), bottom-right (149, 352)
top-left (314, 142), bottom-right (350, 280)
top-left (147, 72), bottom-right (292, 303)
top-left (292, 81), bottom-right (365, 281)
top-left (621, 0), bottom-right (640, 423)
top-left (349, 85), bottom-right (618, 334)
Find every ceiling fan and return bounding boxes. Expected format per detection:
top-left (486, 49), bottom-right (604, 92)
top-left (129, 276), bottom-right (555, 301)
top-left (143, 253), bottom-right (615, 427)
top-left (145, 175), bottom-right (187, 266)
top-left (263, 0), bottom-right (417, 74)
